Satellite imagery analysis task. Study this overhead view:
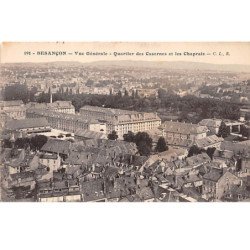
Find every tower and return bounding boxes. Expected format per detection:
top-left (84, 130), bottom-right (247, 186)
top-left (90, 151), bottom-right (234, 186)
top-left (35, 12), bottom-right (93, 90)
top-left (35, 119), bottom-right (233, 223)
top-left (49, 87), bottom-right (53, 103)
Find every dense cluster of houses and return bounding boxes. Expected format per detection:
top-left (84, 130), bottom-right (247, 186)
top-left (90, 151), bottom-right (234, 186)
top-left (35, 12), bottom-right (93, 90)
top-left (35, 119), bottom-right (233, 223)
top-left (1, 100), bottom-right (250, 202)
top-left (1, 133), bottom-right (249, 202)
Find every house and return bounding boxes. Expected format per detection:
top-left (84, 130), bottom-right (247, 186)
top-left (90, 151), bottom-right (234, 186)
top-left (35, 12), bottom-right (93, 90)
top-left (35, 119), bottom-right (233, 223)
top-left (186, 153), bottom-right (211, 168)
top-left (160, 121), bottom-right (209, 141)
top-left (41, 139), bottom-right (71, 158)
top-left (2, 148), bottom-right (26, 174)
top-left (240, 154), bottom-right (250, 177)
top-left (0, 100), bottom-right (26, 120)
top-left (176, 174), bottom-right (203, 190)
top-left (194, 135), bottom-right (224, 150)
top-left (9, 171), bottom-right (36, 189)
top-left (222, 182), bottom-right (250, 202)
top-left (198, 118), bottom-right (222, 135)
top-left (81, 179), bottom-right (106, 202)
top-left (202, 169), bottom-right (241, 201)
top-left (136, 186), bottom-right (155, 202)
top-left (37, 179), bottom-right (81, 202)
top-left (39, 153), bottom-right (61, 172)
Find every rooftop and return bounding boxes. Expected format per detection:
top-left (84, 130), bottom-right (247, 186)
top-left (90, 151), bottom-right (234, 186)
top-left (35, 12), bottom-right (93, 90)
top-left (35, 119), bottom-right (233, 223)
top-left (41, 139), bottom-right (71, 155)
top-left (160, 121), bottom-right (208, 134)
top-left (5, 118), bottom-right (49, 130)
top-left (198, 118), bottom-right (222, 128)
top-left (195, 135), bottom-right (224, 148)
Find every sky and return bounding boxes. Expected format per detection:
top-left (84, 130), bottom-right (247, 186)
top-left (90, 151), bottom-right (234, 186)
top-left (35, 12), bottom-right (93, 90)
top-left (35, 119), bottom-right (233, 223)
top-left (1, 42), bottom-right (250, 65)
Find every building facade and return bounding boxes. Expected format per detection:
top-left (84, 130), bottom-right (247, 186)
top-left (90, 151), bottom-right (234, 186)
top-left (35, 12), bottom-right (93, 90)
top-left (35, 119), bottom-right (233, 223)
top-left (26, 100), bottom-right (75, 114)
top-left (0, 100), bottom-right (26, 120)
top-left (80, 105), bottom-right (161, 138)
top-left (26, 109), bottom-right (106, 134)
top-left (160, 121), bottom-right (208, 141)
top-left (5, 117), bottom-right (51, 134)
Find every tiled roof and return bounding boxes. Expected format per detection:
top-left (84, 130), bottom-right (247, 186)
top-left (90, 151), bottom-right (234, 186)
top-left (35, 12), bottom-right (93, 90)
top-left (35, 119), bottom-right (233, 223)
top-left (10, 171), bottom-right (35, 181)
top-left (186, 153), bottom-right (211, 167)
top-left (220, 141), bottom-right (250, 154)
top-left (81, 179), bottom-right (105, 202)
top-left (203, 168), bottom-right (223, 182)
top-left (166, 138), bottom-right (194, 148)
top-left (41, 139), bottom-right (71, 155)
top-left (0, 100), bottom-right (24, 107)
top-left (26, 101), bottom-right (74, 109)
top-left (80, 105), bottom-right (161, 123)
top-left (136, 187), bottom-right (154, 200)
top-left (160, 121), bottom-right (208, 134)
top-left (5, 118), bottom-right (49, 130)
top-left (198, 118), bottom-right (222, 128)
top-left (74, 129), bottom-right (107, 140)
top-left (195, 135), bottom-right (223, 148)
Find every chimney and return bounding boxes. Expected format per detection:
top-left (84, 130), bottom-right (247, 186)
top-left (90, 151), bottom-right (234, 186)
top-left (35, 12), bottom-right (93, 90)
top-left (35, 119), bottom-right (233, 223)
top-left (49, 89), bottom-right (53, 104)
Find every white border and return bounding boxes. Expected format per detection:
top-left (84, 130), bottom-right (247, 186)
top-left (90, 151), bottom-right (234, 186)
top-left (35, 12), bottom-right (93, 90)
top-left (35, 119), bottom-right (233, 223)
top-left (1, 1), bottom-right (250, 250)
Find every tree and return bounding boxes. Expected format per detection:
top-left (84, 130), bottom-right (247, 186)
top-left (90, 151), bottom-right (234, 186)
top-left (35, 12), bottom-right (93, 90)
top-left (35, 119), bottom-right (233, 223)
top-left (124, 89), bottom-right (129, 96)
top-left (30, 135), bottom-right (48, 150)
top-left (218, 121), bottom-right (230, 138)
top-left (15, 138), bottom-right (30, 149)
top-left (155, 137), bottom-right (168, 152)
top-left (4, 83), bottom-right (29, 103)
top-left (188, 145), bottom-right (203, 157)
top-left (117, 90), bottom-right (122, 97)
top-left (206, 147), bottom-right (216, 159)
top-left (134, 132), bottom-right (153, 156)
top-left (108, 131), bottom-right (118, 140)
top-left (123, 131), bottom-right (135, 142)
top-left (137, 141), bottom-right (151, 156)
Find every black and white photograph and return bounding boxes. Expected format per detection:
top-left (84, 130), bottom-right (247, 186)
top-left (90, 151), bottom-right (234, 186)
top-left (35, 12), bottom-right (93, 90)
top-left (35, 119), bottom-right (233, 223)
top-left (1, 1), bottom-right (250, 250)
top-left (1, 42), bottom-right (249, 203)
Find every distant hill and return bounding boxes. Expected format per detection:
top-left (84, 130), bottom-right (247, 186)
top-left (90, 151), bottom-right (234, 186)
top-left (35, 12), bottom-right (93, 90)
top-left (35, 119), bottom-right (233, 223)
top-left (83, 60), bottom-right (250, 73)
top-left (3, 60), bottom-right (250, 73)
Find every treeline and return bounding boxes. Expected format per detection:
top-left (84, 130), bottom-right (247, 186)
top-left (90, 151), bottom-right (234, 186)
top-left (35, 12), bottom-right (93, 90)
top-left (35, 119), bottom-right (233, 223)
top-left (3, 83), bottom-right (242, 122)
top-left (3, 83), bottom-right (37, 103)
top-left (108, 130), bottom-right (168, 156)
top-left (37, 89), bottom-right (241, 122)
top-left (3, 135), bottom-right (48, 151)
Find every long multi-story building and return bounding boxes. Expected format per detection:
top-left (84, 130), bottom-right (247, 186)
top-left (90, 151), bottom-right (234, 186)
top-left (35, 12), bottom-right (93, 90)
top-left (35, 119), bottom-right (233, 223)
top-left (160, 121), bottom-right (209, 141)
top-left (26, 100), bottom-right (75, 114)
top-left (79, 105), bottom-right (161, 138)
top-left (26, 109), bottom-right (106, 134)
top-left (0, 100), bottom-right (26, 120)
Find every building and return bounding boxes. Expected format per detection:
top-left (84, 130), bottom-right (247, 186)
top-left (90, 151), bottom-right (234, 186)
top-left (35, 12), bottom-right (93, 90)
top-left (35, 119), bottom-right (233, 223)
top-left (202, 170), bottom-right (241, 200)
top-left (5, 118), bottom-right (51, 134)
top-left (160, 121), bottom-right (208, 142)
top-left (37, 179), bottom-right (81, 202)
top-left (198, 118), bottom-right (222, 135)
top-left (39, 153), bottom-right (61, 173)
top-left (26, 109), bottom-right (106, 134)
top-left (194, 135), bottom-right (224, 150)
top-left (80, 105), bottom-right (161, 138)
top-left (0, 100), bottom-right (26, 120)
top-left (26, 100), bottom-right (75, 114)
top-left (135, 88), bottom-right (158, 98)
top-left (74, 129), bottom-right (107, 140)
top-left (41, 139), bottom-right (71, 158)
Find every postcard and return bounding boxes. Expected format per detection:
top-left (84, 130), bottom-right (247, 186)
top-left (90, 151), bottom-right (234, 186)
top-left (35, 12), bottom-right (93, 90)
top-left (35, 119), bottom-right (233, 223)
top-left (0, 42), bottom-right (249, 202)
